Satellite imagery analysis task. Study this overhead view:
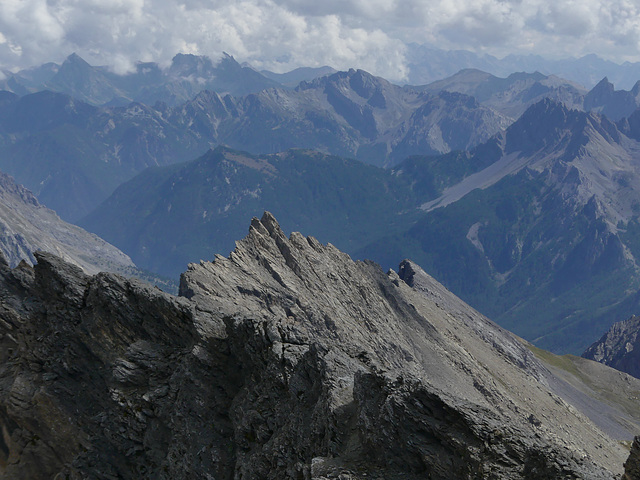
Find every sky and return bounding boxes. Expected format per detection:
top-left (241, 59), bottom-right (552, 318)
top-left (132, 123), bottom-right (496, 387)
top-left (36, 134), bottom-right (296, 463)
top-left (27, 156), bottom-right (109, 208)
top-left (1, 0), bottom-right (640, 81)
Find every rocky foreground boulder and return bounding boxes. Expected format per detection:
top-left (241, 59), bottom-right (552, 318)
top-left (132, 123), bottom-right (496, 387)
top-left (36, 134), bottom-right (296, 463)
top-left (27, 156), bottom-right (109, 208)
top-left (1, 212), bottom-right (639, 479)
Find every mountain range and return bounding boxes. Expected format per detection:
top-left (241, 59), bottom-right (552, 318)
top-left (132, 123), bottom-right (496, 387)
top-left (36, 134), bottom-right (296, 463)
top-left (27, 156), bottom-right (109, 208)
top-left (405, 44), bottom-right (640, 90)
top-left (362, 99), bottom-right (640, 353)
top-left (76, 98), bottom-right (640, 356)
top-left (2, 60), bottom-right (640, 224)
top-left (7, 47), bottom-right (640, 99)
top-left (1, 212), bottom-right (639, 478)
top-left (3, 54), bottom-right (640, 353)
top-left (0, 52), bottom-right (282, 107)
top-left (0, 68), bottom-right (511, 220)
top-left (4, 49), bottom-right (640, 478)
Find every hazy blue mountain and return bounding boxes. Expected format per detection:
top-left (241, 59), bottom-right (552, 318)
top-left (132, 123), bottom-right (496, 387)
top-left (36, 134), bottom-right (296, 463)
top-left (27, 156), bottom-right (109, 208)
top-left (405, 44), bottom-right (640, 90)
top-left (259, 65), bottom-right (337, 87)
top-left (78, 138), bottom-right (508, 279)
top-left (583, 77), bottom-right (640, 121)
top-left (0, 62), bottom-right (59, 96)
top-left (420, 67), bottom-right (640, 125)
top-left (0, 91), bottom-right (214, 220)
top-left (44, 53), bottom-right (131, 105)
top-left (0, 53), bottom-right (281, 106)
top-left (419, 69), bottom-right (586, 119)
top-left (0, 68), bottom-right (509, 220)
top-left (128, 53), bottom-right (282, 105)
top-left (174, 68), bottom-right (509, 167)
top-left (79, 146), bottom-right (421, 276)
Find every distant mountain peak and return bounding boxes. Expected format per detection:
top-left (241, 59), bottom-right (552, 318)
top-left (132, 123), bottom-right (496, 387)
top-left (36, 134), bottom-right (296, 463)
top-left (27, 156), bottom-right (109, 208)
top-left (594, 76), bottom-right (613, 87)
top-left (582, 76), bottom-right (640, 121)
top-left (65, 52), bottom-right (88, 64)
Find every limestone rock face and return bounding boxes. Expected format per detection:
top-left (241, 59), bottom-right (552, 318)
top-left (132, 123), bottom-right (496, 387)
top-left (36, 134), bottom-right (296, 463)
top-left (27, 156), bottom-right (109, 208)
top-left (0, 212), bottom-right (637, 478)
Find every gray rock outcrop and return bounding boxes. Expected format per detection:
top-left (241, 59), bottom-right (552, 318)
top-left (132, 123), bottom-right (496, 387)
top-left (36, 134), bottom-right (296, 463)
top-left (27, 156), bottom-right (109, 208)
top-left (0, 212), bottom-right (637, 478)
top-left (583, 315), bottom-right (640, 379)
top-left (0, 171), bottom-right (135, 275)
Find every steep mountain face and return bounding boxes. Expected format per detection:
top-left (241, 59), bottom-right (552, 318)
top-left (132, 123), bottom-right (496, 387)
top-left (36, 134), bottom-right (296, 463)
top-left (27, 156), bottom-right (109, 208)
top-left (0, 53), bottom-right (281, 106)
top-left (583, 315), bottom-right (640, 379)
top-left (1, 212), bottom-right (638, 479)
top-left (0, 171), bottom-right (134, 275)
top-left (79, 146), bottom-right (420, 277)
top-left (359, 99), bottom-right (640, 353)
top-left (583, 77), bottom-right (640, 121)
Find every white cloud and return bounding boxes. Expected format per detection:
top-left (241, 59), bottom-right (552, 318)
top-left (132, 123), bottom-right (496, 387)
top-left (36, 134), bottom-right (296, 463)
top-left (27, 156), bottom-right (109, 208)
top-left (0, 0), bottom-right (638, 80)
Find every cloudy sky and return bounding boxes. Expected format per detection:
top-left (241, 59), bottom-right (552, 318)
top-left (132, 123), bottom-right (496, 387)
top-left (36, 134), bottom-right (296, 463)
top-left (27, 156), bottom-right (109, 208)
top-left (1, 0), bottom-right (639, 81)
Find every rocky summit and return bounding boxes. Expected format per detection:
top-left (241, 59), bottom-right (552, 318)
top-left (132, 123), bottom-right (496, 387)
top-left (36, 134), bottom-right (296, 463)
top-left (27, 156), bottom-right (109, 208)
top-left (1, 212), bottom-right (639, 479)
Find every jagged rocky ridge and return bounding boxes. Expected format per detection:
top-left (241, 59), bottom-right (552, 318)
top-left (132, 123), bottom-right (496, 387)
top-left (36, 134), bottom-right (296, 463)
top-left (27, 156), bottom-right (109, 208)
top-left (3, 60), bottom-right (639, 223)
top-left (2, 212), bottom-right (639, 479)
